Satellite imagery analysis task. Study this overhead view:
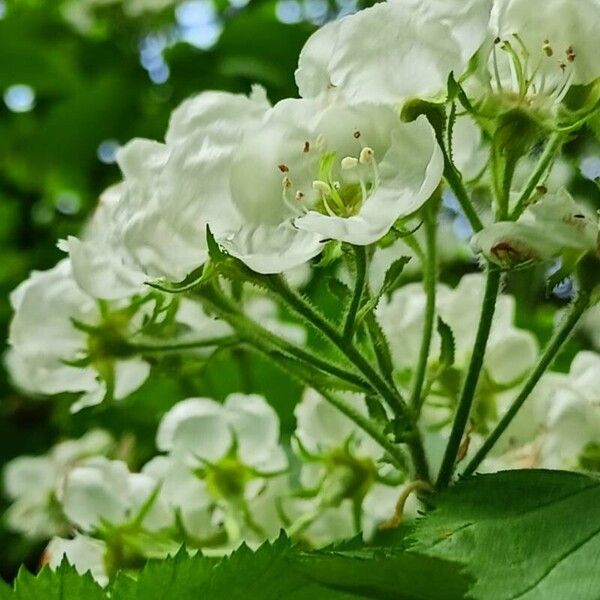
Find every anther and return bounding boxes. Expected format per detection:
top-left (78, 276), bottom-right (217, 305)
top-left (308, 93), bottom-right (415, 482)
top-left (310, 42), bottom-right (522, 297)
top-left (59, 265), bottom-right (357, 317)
top-left (295, 191), bottom-right (305, 201)
top-left (303, 141), bottom-right (310, 153)
top-left (282, 176), bottom-right (292, 188)
top-left (313, 180), bottom-right (332, 195)
top-left (566, 46), bottom-right (576, 63)
top-left (278, 164), bottom-right (289, 173)
top-left (353, 130), bottom-right (361, 139)
top-left (542, 39), bottom-right (553, 57)
top-left (341, 156), bottom-right (358, 170)
top-left (359, 147), bottom-right (374, 164)
top-left (494, 36), bottom-right (501, 44)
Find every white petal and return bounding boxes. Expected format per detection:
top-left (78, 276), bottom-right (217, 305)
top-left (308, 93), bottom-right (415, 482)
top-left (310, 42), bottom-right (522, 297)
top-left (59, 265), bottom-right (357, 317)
top-left (47, 535), bottom-right (108, 587)
top-left (113, 358), bottom-right (151, 400)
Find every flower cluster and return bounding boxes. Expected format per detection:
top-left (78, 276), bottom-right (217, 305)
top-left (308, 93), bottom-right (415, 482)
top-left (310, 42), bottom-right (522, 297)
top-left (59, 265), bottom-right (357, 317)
top-left (5, 0), bottom-right (600, 587)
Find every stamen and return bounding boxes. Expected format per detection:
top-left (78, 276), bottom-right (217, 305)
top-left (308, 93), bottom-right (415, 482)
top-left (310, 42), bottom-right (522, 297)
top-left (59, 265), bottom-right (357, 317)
top-left (313, 180), bottom-right (332, 195)
top-left (359, 147), bottom-right (374, 164)
top-left (353, 130), bottom-right (361, 139)
top-left (282, 176), bottom-right (292, 188)
top-left (341, 156), bottom-right (358, 170)
top-left (543, 39), bottom-right (553, 57)
top-left (295, 190), bottom-right (305, 201)
top-left (303, 141), bottom-right (310, 153)
top-left (278, 164), bottom-right (289, 173)
top-left (566, 46), bottom-right (576, 63)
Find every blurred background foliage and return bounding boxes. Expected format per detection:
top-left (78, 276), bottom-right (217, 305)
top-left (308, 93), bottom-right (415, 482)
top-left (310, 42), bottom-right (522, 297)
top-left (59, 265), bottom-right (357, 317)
top-left (0, 0), bottom-right (376, 578)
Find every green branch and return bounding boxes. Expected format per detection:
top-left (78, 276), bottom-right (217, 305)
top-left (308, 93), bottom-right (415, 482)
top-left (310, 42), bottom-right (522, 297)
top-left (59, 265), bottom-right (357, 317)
top-left (436, 267), bottom-right (502, 489)
top-left (343, 245), bottom-right (367, 342)
top-left (410, 202), bottom-right (438, 413)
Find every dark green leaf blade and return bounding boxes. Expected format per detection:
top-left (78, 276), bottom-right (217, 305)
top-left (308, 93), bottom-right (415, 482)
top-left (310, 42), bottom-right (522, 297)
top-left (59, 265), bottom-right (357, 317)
top-left (410, 470), bottom-right (600, 600)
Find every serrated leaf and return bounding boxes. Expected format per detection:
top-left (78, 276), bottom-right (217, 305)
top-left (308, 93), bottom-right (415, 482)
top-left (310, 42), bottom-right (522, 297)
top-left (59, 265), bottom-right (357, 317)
top-left (9, 563), bottom-right (105, 600)
top-left (111, 548), bottom-right (214, 599)
top-left (381, 257), bottom-right (412, 299)
top-left (328, 278), bottom-right (352, 303)
top-left (356, 257), bottom-right (410, 323)
top-left (437, 317), bottom-right (455, 368)
top-left (410, 470), bottom-right (600, 600)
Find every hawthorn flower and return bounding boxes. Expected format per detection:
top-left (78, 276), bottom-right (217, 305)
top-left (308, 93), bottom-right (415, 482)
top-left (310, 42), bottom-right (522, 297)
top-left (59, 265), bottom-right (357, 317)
top-left (295, 0), bottom-right (493, 106)
top-left (6, 255), bottom-right (233, 411)
top-left (221, 98), bottom-right (443, 273)
top-left (471, 190), bottom-right (599, 269)
top-left (149, 395), bottom-right (288, 547)
top-left (3, 430), bottom-right (113, 539)
top-left (48, 457), bottom-right (175, 585)
top-left (285, 389), bottom-right (405, 545)
top-left (488, 0), bottom-right (600, 109)
top-left (484, 351), bottom-right (600, 472)
top-left (105, 88), bottom-right (270, 283)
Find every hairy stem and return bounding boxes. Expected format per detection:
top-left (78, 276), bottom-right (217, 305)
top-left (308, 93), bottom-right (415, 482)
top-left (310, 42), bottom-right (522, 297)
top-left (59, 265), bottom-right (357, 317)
top-left (129, 335), bottom-right (239, 353)
top-left (264, 275), bottom-right (431, 482)
top-left (198, 286), bottom-right (370, 393)
top-left (343, 245), bottom-right (367, 342)
top-left (436, 267), bottom-right (502, 489)
top-left (463, 291), bottom-right (590, 476)
top-left (511, 133), bottom-right (564, 219)
top-left (410, 202), bottom-right (438, 413)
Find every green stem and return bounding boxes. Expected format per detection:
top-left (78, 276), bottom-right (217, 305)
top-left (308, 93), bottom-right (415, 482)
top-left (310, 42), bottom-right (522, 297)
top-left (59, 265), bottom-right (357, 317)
top-left (198, 286), bottom-right (370, 393)
top-left (510, 133), bottom-right (564, 220)
top-left (410, 203), bottom-right (438, 413)
top-left (463, 291), bottom-right (589, 476)
top-left (264, 275), bottom-right (431, 482)
top-left (442, 151), bottom-right (484, 233)
top-left (343, 245), bottom-right (367, 342)
top-left (265, 274), bottom-right (405, 414)
top-left (436, 267), bottom-right (502, 489)
top-left (318, 389), bottom-right (409, 472)
top-left (129, 335), bottom-right (239, 353)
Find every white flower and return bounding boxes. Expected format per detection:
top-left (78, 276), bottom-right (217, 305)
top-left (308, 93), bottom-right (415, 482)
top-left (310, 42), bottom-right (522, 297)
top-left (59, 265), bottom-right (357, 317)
top-left (221, 98), bottom-right (443, 273)
top-left (152, 395), bottom-right (288, 546)
top-left (486, 351), bottom-right (600, 472)
top-left (47, 534), bottom-right (109, 587)
top-left (287, 389), bottom-right (403, 545)
top-left (296, 0), bottom-right (493, 106)
top-left (490, 0), bottom-right (600, 104)
top-left (157, 394), bottom-right (287, 472)
top-left (61, 184), bottom-right (147, 301)
top-left (104, 88), bottom-right (269, 283)
top-left (6, 259), bottom-right (150, 412)
top-left (470, 189), bottom-right (599, 268)
top-left (61, 457), bottom-right (172, 533)
top-left (3, 431), bottom-right (113, 539)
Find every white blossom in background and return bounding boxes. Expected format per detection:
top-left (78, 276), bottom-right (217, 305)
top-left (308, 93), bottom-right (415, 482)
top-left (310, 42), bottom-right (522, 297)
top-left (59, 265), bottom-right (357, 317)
top-left (296, 0), bottom-right (493, 106)
top-left (3, 431), bottom-right (113, 539)
top-left (148, 394), bottom-right (288, 548)
top-left (47, 535), bottom-right (109, 586)
top-left (47, 457), bottom-right (175, 586)
top-left (221, 97), bottom-right (443, 272)
top-left (6, 259), bottom-right (150, 412)
top-left (482, 352), bottom-right (600, 473)
top-left (377, 273), bottom-right (538, 470)
top-left (471, 190), bottom-right (599, 269)
top-left (284, 389), bottom-right (404, 546)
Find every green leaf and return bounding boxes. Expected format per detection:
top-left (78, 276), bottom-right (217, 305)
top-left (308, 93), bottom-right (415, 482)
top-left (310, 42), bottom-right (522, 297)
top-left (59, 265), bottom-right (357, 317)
top-left (110, 548), bottom-right (214, 599)
top-left (146, 265), bottom-right (206, 294)
top-left (437, 317), bottom-right (455, 368)
top-left (356, 257), bottom-right (411, 322)
top-left (7, 563), bottom-right (105, 600)
top-left (410, 470), bottom-right (600, 600)
top-left (296, 548), bottom-right (472, 600)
